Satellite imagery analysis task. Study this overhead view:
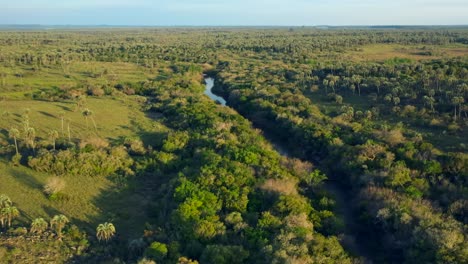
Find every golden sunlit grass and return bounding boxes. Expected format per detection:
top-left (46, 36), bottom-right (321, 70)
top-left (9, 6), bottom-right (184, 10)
top-left (0, 96), bottom-right (168, 237)
top-left (345, 44), bottom-right (468, 61)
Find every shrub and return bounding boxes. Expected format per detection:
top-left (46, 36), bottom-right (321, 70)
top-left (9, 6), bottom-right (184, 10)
top-left (11, 153), bottom-right (22, 166)
top-left (88, 87), bottom-right (105, 97)
top-left (43, 177), bottom-right (66, 198)
top-left (145, 242), bottom-right (168, 261)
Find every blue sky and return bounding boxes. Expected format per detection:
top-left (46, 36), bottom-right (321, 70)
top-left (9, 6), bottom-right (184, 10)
top-left (1, 0), bottom-right (467, 25)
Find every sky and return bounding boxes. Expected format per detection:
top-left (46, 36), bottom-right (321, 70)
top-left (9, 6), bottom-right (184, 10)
top-left (1, 0), bottom-right (467, 26)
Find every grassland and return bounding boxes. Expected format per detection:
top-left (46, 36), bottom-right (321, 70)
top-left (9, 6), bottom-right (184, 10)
top-left (0, 61), bottom-right (153, 96)
top-left (0, 59), bottom-right (170, 239)
top-left (345, 43), bottom-right (468, 62)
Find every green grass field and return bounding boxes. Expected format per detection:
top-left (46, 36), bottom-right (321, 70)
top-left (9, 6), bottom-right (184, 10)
top-left (0, 61), bottom-right (153, 95)
top-left (0, 95), bottom-right (168, 238)
top-left (345, 43), bottom-right (468, 62)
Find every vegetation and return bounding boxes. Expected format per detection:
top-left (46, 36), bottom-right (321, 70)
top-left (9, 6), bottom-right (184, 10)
top-left (0, 27), bottom-right (466, 263)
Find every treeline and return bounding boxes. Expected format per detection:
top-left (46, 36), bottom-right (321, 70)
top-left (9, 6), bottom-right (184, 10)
top-left (0, 28), bottom-right (467, 68)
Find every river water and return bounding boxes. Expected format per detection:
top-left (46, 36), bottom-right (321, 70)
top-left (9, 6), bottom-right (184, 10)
top-left (204, 78), bottom-right (226, 106)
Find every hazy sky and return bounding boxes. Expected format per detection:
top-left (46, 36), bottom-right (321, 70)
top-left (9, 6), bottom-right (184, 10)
top-left (1, 0), bottom-right (467, 26)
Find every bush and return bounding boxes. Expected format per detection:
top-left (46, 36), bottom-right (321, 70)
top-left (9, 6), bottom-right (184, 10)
top-left (43, 177), bottom-right (66, 197)
top-left (145, 242), bottom-right (168, 261)
top-left (11, 153), bottom-right (22, 166)
top-left (88, 87), bottom-right (105, 97)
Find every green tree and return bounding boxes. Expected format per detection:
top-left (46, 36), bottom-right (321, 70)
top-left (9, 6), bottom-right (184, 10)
top-left (0, 194), bottom-right (12, 208)
top-left (58, 111), bottom-right (65, 136)
top-left (25, 127), bottom-right (36, 152)
top-left (50, 214), bottom-right (69, 239)
top-left (8, 128), bottom-right (20, 155)
top-left (30, 218), bottom-right (48, 234)
top-left (96, 222), bottom-right (116, 242)
top-left (48, 130), bottom-right (59, 150)
top-left (82, 108), bottom-right (96, 131)
top-left (386, 161), bottom-right (411, 187)
top-left (1, 206), bottom-right (19, 228)
top-left (145, 242), bottom-right (168, 261)
top-left (66, 118), bottom-right (72, 143)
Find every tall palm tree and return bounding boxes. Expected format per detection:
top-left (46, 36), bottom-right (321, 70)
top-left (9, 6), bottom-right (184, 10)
top-left (1, 206), bottom-right (19, 227)
top-left (58, 111), bottom-right (65, 136)
top-left (50, 214), bottom-right (69, 239)
top-left (48, 130), bottom-right (59, 150)
top-left (30, 218), bottom-right (48, 234)
top-left (0, 195), bottom-right (12, 228)
top-left (0, 209), bottom-right (6, 228)
top-left (75, 96), bottom-right (86, 112)
top-left (8, 128), bottom-right (20, 155)
top-left (22, 114), bottom-right (30, 133)
top-left (96, 222), bottom-right (116, 242)
top-left (25, 127), bottom-right (36, 152)
top-left (66, 118), bottom-right (72, 143)
top-left (352, 75), bottom-right (362, 96)
top-left (82, 108), bottom-right (92, 129)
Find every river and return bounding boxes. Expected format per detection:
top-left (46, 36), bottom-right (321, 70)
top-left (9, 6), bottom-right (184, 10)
top-left (204, 78), bottom-right (226, 106)
top-left (204, 77), bottom-right (373, 262)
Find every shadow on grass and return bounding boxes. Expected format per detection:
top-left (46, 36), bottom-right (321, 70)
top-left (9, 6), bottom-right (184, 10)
top-left (5, 166), bottom-right (43, 190)
top-left (38, 111), bottom-right (57, 118)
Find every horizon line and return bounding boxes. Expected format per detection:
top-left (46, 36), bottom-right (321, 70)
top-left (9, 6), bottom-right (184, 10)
top-left (1, 24), bottom-right (468, 27)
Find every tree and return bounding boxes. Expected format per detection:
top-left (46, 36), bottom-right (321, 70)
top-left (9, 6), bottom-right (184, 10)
top-left (50, 214), bottom-right (69, 239)
top-left (58, 111), bottom-right (65, 136)
top-left (352, 75), bottom-right (362, 96)
top-left (30, 218), bottom-right (48, 234)
top-left (386, 161), bottom-right (411, 187)
top-left (25, 127), bottom-right (36, 152)
top-left (423, 95), bottom-right (435, 113)
top-left (1, 206), bottom-right (19, 228)
top-left (145, 242), bottom-right (168, 261)
top-left (75, 96), bottom-right (86, 112)
top-left (96, 222), bottom-right (116, 242)
top-left (451, 96), bottom-right (464, 121)
top-left (82, 108), bottom-right (96, 131)
top-left (0, 194), bottom-right (12, 208)
top-left (48, 130), bottom-right (59, 150)
top-left (326, 74), bottom-right (339, 94)
top-left (66, 118), bottom-right (72, 143)
top-left (0, 195), bottom-right (13, 228)
top-left (21, 109), bottom-right (30, 133)
top-left (8, 128), bottom-right (20, 155)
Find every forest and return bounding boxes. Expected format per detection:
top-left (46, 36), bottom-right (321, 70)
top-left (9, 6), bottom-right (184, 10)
top-left (0, 27), bottom-right (466, 263)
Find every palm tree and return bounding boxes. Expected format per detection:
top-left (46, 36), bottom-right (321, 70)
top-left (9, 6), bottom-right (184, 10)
top-left (326, 74), bottom-right (339, 94)
top-left (66, 118), bottom-right (72, 143)
top-left (423, 96), bottom-right (436, 113)
top-left (82, 108), bottom-right (92, 129)
top-left (58, 111), bottom-right (65, 136)
top-left (352, 75), bottom-right (362, 96)
top-left (48, 130), bottom-right (59, 150)
top-left (0, 195), bottom-right (12, 228)
top-left (1, 206), bottom-right (19, 227)
top-left (30, 218), bottom-right (48, 234)
top-left (25, 127), bottom-right (36, 152)
top-left (8, 128), bottom-right (20, 155)
top-left (50, 214), bottom-right (69, 239)
top-left (22, 113), bottom-right (30, 133)
top-left (96, 222), bottom-right (116, 242)
top-left (0, 209), bottom-right (6, 228)
top-left (0, 194), bottom-right (12, 209)
top-left (451, 96), bottom-right (465, 121)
